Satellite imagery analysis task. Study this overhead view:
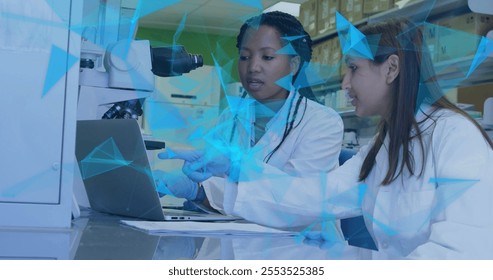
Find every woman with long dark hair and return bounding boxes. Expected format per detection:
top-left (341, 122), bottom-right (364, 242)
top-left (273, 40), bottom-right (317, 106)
top-left (174, 18), bottom-right (493, 259)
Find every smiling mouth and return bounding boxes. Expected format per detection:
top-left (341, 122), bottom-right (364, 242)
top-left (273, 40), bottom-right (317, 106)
top-left (345, 90), bottom-right (355, 104)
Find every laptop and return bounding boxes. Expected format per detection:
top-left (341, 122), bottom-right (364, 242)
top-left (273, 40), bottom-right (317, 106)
top-left (75, 119), bottom-right (239, 222)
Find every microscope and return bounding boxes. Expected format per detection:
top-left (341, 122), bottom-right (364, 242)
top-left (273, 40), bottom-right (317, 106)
top-left (77, 0), bottom-right (203, 121)
top-left (73, 0), bottom-right (204, 211)
top-left (77, 39), bottom-right (203, 120)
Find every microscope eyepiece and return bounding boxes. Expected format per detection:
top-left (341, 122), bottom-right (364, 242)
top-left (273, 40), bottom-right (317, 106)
top-left (150, 45), bottom-right (203, 77)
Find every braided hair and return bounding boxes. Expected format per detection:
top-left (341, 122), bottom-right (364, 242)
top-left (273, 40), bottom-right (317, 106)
top-left (234, 11), bottom-right (313, 163)
top-left (236, 11), bottom-right (313, 87)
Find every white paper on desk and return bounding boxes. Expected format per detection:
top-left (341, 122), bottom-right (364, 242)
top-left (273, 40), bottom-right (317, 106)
top-left (120, 220), bottom-right (297, 236)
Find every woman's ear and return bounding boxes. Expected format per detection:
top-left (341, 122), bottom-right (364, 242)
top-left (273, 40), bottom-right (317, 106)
top-left (290, 55), bottom-right (301, 76)
top-left (386, 54), bottom-right (400, 84)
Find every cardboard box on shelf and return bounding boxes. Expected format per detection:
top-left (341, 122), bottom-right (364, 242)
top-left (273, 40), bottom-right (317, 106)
top-left (340, 0), bottom-right (364, 23)
top-left (331, 38), bottom-right (343, 66)
top-left (324, 89), bottom-right (351, 111)
top-left (457, 83), bottom-right (493, 115)
top-left (421, 21), bottom-right (440, 63)
top-left (318, 39), bottom-right (341, 65)
top-left (312, 38), bottom-right (341, 81)
top-left (363, 0), bottom-right (395, 15)
top-left (437, 13), bottom-right (493, 62)
top-left (318, 40), bottom-right (331, 65)
top-left (312, 43), bottom-right (322, 64)
top-left (300, 0), bottom-right (318, 37)
top-left (317, 0), bottom-right (340, 34)
top-left (439, 12), bottom-right (493, 35)
top-left (325, 38), bottom-right (343, 80)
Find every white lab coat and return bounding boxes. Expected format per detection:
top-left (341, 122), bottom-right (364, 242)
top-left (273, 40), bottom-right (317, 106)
top-left (202, 87), bottom-right (344, 217)
top-left (227, 107), bottom-right (493, 259)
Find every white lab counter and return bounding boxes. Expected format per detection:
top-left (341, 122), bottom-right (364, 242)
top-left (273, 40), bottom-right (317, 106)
top-left (0, 208), bottom-right (373, 260)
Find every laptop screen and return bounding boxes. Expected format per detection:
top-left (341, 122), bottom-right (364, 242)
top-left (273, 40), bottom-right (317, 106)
top-left (75, 119), bottom-right (165, 220)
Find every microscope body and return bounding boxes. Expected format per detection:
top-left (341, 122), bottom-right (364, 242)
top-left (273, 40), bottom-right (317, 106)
top-left (77, 39), bottom-right (154, 120)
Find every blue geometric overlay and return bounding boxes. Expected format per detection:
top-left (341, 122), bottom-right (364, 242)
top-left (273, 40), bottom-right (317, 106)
top-left (10, 0), bottom-right (491, 258)
top-left (42, 45), bottom-right (78, 97)
top-left (79, 138), bottom-right (132, 179)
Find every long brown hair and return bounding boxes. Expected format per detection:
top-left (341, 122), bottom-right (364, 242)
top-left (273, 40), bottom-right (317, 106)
top-left (358, 18), bottom-right (493, 185)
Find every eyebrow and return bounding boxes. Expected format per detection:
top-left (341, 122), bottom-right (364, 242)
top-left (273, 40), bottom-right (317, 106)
top-left (240, 46), bottom-right (278, 52)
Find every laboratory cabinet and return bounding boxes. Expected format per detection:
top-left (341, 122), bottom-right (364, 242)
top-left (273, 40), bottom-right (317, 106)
top-left (146, 65), bottom-right (221, 151)
top-left (0, 0), bottom-right (81, 228)
top-left (143, 65), bottom-right (222, 172)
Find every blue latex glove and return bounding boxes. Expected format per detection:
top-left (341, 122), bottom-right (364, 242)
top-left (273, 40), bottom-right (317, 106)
top-left (302, 231), bottom-right (341, 250)
top-left (153, 170), bottom-right (199, 200)
top-left (158, 149), bottom-right (233, 182)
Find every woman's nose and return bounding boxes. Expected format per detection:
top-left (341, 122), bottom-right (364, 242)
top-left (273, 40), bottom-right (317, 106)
top-left (248, 57), bottom-right (261, 73)
top-left (341, 72), bottom-right (350, 90)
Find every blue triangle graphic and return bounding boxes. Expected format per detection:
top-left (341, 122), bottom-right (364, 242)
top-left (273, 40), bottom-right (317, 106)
top-left (188, 126), bottom-right (206, 141)
top-left (80, 138), bottom-right (132, 179)
top-left (219, 60), bottom-right (236, 84)
top-left (281, 35), bottom-right (306, 42)
top-left (351, 29), bottom-right (374, 59)
top-left (276, 43), bottom-right (298, 55)
top-left (42, 45), bottom-right (78, 97)
top-left (174, 14), bottom-right (187, 43)
top-left (275, 74), bottom-right (293, 90)
top-left (336, 11), bottom-right (373, 60)
top-left (336, 11), bottom-right (350, 30)
top-left (429, 177), bottom-right (479, 184)
top-left (295, 62), bottom-right (326, 88)
top-left (145, 101), bottom-right (187, 130)
top-left (365, 212), bottom-right (400, 236)
top-left (467, 36), bottom-right (493, 77)
top-left (225, 95), bottom-right (247, 114)
top-left (212, 54), bottom-right (230, 97)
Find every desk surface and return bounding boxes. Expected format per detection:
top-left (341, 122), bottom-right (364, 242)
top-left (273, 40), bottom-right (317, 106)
top-left (0, 209), bottom-right (372, 260)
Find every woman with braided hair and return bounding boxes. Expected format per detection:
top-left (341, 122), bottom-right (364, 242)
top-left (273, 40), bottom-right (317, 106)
top-left (154, 11), bottom-right (344, 235)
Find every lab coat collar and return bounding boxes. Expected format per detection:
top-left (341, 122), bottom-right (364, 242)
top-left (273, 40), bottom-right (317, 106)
top-left (250, 86), bottom-right (299, 149)
top-left (262, 86), bottom-right (299, 132)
